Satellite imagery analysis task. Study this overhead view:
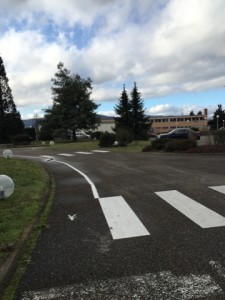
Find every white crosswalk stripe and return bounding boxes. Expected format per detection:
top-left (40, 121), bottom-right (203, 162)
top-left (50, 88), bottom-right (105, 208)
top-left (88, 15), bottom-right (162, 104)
top-left (75, 151), bottom-right (93, 155)
top-left (209, 185), bottom-right (225, 194)
top-left (99, 196), bottom-right (150, 239)
top-left (58, 153), bottom-right (75, 156)
top-left (155, 190), bottom-right (225, 228)
top-left (92, 150), bottom-right (110, 153)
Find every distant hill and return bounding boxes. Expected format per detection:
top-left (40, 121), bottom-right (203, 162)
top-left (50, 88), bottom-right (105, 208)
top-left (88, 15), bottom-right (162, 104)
top-left (23, 118), bottom-right (44, 128)
top-left (22, 115), bottom-right (113, 127)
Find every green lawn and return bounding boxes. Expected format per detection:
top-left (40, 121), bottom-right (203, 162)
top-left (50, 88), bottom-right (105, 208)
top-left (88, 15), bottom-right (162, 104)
top-left (0, 157), bottom-right (49, 267)
top-left (37, 139), bottom-right (150, 152)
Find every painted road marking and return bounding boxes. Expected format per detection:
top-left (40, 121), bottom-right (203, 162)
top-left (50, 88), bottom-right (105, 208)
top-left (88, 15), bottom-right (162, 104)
top-left (58, 153), bottom-right (75, 157)
top-left (92, 150), bottom-right (110, 153)
top-left (209, 185), bottom-right (225, 194)
top-left (99, 196), bottom-right (149, 240)
top-left (68, 214), bottom-right (77, 221)
top-left (155, 190), bottom-right (225, 228)
top-left (21, 270), bottom-right (223, 299)
top-left (54, 160), bottom-right (99, 199)
top-left (76, 151), bottom-right (93, 155)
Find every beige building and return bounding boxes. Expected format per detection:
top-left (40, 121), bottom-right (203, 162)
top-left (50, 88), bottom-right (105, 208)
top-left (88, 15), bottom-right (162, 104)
top-left (97, 109), bottom-right (209, 134)
top-left (149, 109), bottom-right (208, 134)
top-left (97, 118), bottom-right (115, 132)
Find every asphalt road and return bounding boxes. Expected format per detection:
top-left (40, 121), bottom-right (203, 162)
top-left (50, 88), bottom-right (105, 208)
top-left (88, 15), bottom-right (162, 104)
top-left (6, 146), bottom-right (225, 299)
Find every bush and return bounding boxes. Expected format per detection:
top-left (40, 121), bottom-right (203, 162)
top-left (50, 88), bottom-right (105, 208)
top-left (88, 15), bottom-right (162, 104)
top-left (89, 131), bottom-right (102, 140)
top-left (150, 138), bottom-right (171, 150)
top-left (165, 139), bottom-right (197, 152)
top-left (213, 129), bottom-right (225, 145)
top-left (142, 138), bottom-right (196, 152)
top-left (142, 144), bottom-right (152, 152)
top-left (116, 128), bottom-right (134, 146)
top-left (99, 131), bottom-right (116, 147)
top-left (13, 134), bottom-right (31, 145)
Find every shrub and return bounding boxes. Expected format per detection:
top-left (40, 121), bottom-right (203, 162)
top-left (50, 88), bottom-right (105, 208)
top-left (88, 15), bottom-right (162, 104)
top-left (213, 129), bottom-right (225, 145)
top-left (150, 138), bottom-right (171, 150)
top-left (116, 128), bottom-right (134, 146)
top-left (165, 139), bottom-right (197, 152)
top-left (89, 131), bottom-right (102, 140)
top-left (99, 131), bottom-right (116, 147)
top-left (142, 138), bottom-right (196, 152)
top-left (13, 134), bottom-right (31, 145)
top-left (142, 144), bottom-right (152, 152)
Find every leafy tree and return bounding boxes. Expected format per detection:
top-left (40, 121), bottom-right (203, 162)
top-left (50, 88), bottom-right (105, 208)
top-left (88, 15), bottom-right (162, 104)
top-left (209, 104), bottom-right (225, 129)
top-left (189, 110), bottom-right (195, 116)
top-left (130, 82), bottom-right (148, 139)
top-left (0, 56), bottom-right (24, 143)
top-left (43, 62), bottom-right (100, 139)
top-left (114, 84), bottom-right (132, 131)
top-left (197, 111), bottom-right (202, 115)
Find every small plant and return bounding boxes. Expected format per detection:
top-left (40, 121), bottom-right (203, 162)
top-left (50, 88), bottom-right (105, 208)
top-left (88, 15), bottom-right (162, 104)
top-left (99, 131), bottom-right (116, 147)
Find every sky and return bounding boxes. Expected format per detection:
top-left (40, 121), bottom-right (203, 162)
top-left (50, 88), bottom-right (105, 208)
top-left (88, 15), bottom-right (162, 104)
top-left (0, 0), bottom-right (225, 120)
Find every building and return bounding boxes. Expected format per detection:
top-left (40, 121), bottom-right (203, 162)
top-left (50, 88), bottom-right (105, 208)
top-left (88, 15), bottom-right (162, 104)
top-left (97, 117), bottom-right (115, 132)
top-left (149, 109), bottom-right (208, 134)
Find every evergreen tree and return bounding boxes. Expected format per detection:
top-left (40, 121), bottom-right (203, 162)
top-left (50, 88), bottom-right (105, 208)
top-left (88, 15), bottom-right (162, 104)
top-left (0, 56), bottom-right (24, 143)
top-left (189, 110), bottom-right (195, 116)
top-left (209, 104), bottom-right (225, 129)
top-left (130, 82), bottom-right (148, 139)
top-left (114, 84), bottom-right (132, 131)
top-left (43, 62), bottom-right (100, 139)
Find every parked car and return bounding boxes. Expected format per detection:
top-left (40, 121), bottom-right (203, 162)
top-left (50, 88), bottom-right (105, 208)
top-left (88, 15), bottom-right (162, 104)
top-left (76, 132), bottom-right (91, 139)
top-left (157, 128), bottom-right (200, 140)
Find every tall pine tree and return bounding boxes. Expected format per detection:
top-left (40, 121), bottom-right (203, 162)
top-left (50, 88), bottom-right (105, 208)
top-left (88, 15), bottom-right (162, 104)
top-left (114, 84), bottom-right (132, 131)
top-left (130, 82), bottom-right (148, 139)
top-left (43, 62), bottom-right (100, 139)
top-left (0, 56), bottom-right (24, 143)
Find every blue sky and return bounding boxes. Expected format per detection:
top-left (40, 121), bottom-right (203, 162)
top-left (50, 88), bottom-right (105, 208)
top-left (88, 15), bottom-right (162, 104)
top-left (0, 0), bottom-right (225, 119)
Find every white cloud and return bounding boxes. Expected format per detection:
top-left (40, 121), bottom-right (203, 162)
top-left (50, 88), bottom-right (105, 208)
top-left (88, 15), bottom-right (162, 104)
top-left (0, 0), bottom-right (225, 117)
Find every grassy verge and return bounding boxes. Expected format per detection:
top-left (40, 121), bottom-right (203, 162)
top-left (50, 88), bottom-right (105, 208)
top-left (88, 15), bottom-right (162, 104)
top-left (39, 139), bottom-right (151, 152)
top-left (0, 157), bottom-right (53, 299)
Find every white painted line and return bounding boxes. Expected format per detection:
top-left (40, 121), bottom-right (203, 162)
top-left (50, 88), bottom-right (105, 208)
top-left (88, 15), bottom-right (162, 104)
top-left (155, 190), bottom-right (225, 228)
top-left (209, 185), bottom-right (225, 194)
top-left (40, 155), bottom-right (55, 160)
top-left (92, 150), bottom-right (110, 153)
top-left (58, 153), bottom-right (75, 156)
top-left (99, 196), bottom-right (150, 239)
top-left (76, 151), bottom-right (93, 155)
top-left (55, 160), bottom-right (99, 199)
top-left (21, 271), bottom-right (223, 299)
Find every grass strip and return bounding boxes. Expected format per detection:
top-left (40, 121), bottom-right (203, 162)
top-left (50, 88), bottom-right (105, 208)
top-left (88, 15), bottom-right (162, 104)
top-left (0, 157), bottom-right (54, 299)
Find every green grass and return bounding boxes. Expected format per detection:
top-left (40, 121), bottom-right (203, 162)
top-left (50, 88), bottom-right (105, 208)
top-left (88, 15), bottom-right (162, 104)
top-left (0, 158), bottom-right (49, 267)
top-left (2, 177), bottom-right (55, 300)
top-left (35, 139), bottom-right (151, 152)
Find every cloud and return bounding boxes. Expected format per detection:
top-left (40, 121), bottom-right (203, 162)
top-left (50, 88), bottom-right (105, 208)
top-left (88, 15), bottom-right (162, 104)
top-left (0, 0), bottom-right (225, 117)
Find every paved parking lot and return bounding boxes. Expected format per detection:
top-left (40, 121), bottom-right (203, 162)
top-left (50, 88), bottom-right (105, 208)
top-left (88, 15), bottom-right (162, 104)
top-left (8, 147), bottom-right (225, 299)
